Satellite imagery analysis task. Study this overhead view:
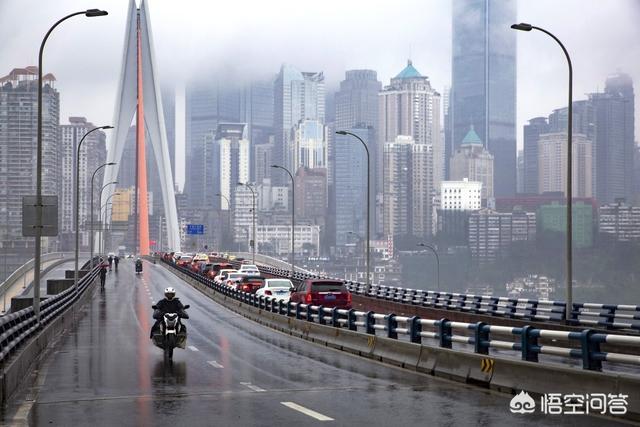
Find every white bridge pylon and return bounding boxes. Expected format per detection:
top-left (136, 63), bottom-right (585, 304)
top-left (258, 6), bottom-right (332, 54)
top-left (101, 0), bottom-right (181, 252)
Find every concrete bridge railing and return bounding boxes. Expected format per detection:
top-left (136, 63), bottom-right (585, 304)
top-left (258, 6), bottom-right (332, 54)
top-left (0, 252), bottom-right (68, 298)
top-left (162, 257), bottom-right (640, 422)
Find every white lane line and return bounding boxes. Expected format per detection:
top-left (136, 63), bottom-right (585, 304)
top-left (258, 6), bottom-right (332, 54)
top-left (188, 346), bottom-right (199, 352)
top-left (280, 402), bottom-right (334, 421)
top-left (207, 360), bottom-right (224, 368)
top-left (240, 382), bottom-right (265, 392)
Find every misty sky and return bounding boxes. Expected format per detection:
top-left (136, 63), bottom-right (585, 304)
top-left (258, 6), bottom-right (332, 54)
top-left (1, 0), bottom-right (639, 189)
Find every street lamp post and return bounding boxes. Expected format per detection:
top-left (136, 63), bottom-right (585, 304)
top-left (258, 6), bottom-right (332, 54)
top-left (90, 164), bottom-right (116, 269)
top-left (271, 165), bottom-right (295, 276)
top-left (33, 8), bottom-right (108, 323)
top-left (417, 243), bottom-right (440, 292)
top-left (512, 22), bottom-right (573, 322)
top-left (98, 187), bottom-right (120, 253)
top-left (215, 193), bottom-right (232, 251)
top-left (336, 130), bottom-right (371, 293)
top-left (100, 195), bottom-right (120, 255)
top-left (237, 183), bottom-right (256, 264)
top-left (74, 126), bottom-right (112, 292)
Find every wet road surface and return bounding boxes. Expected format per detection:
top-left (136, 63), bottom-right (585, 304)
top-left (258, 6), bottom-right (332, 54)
top-left (14, 260), bottom-right (625, 426)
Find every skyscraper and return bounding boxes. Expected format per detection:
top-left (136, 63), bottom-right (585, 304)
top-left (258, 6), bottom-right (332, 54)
top-left (450, 125), bottom-right (494, 202)
top-left (522, 117), bottom-right (550, 194)
top-left (538, 132), bottom-right (593, 198)
top-left (60, 117), bottom-right (107, 250)
top-left (335, 70), bottom-right (381, 131)
top-left (241, 79), bottom-right (274, 147)
top-left (291, 119), bottom-right (327, 171)
top-left (273, 64), bottom-right (325, 185)
top-left (590, 73), bottom-right (635, 203)
top-left (451, 0), bottom-right (517, 197)
top-left (0, 67), bottom-right (60, 255)
top-left (383, 135), bottom-right (434, 238)
top-left (185, 81), bottom-right (241, 207)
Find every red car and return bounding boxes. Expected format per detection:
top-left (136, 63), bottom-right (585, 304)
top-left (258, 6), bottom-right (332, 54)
top-left (176, 256), bottom-right (192, 268)
top-left (290, 279), bottom-right (352, 309)
top-left (236, 276), bottom-right (266, 294)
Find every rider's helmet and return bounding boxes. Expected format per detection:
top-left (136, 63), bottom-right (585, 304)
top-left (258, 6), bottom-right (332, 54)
top-left (164, 287), bottom-right (176, 300)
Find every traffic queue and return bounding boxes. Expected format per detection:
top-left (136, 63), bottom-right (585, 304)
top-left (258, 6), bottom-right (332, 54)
top-left (162, 251), bottom-right (352, 309)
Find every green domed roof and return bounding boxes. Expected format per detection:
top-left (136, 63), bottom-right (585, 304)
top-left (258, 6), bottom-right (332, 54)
top-left (394, 59), bottom-right (423, 79)
top-left (462, 125), bottom-right (482, 145)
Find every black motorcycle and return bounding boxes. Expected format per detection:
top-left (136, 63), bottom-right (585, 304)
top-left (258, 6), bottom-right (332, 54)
top-left (135, 260), bottom-right (143, 274)
top-left (151, 304), bottom-right (190, 360)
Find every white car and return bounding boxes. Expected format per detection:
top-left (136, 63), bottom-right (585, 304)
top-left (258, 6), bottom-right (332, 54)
top-left (238, 264), bottom-right (260, 276)
top-left (214, 269), bottom-right (236, 285)
top-left (225, 272), bottom-right (247, 289)
top-left (255, 278), bottom-right (294, 302)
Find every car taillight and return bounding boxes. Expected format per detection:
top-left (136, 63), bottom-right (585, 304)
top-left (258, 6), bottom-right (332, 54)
top-left (265, 290), bottom-right (272, 296)
top-left (305, 292), bottom-right (313, 304)
top-left (242, 285), bottom-right (250, 292)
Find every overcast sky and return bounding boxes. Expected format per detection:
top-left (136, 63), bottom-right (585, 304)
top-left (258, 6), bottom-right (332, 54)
top-left (1, 0), bottom-right (639, 189)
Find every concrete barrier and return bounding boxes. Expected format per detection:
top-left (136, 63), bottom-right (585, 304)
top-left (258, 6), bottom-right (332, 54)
top-left (1, 272), bottom-right (96, 405)
top-left (46, 279), bottom-right (74, 295)
top-left (371, 338), bottom-right (421, 369)
top-left (10, 297), bottom-right (47, 313)
top-left (162, 263), bottom-right (640, 422)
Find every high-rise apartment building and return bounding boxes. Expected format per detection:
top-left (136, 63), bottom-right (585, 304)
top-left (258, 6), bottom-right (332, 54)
top-left (451, 0), bottom-right (517, 197)
top-left (590, 73), bottom-right (635, 204)
top-left (383, 135), bottom-right (434, 238)
top-left (379, 61), bottom-right (442, 189)
top-left (449, 126), bottom-right (494, 202)
top-left (538, 132), bottom-right (593, 198)
top-left (599, 201), bottom-right (640, 242)
top-left (203, 123), bottom-right (250, 211)
top-left (60, 117), bottom-right (107, 249)
top-left (254, 140), bottom-right (274, 185)
top-left (295, 167), bottom-right (328, 224)
top-left (468, 209), bottom-right (535, 263)
top-left (273, 65), bottom-right (324, 185)
top-left (522, 117), bottom-right (550, 194)
top-left (0, 67), bottom-right (60, 258)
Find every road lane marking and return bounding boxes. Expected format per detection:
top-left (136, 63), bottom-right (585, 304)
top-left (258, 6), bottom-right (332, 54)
top-left (188, 346), bottom-right (199, 352)
top-left (280, 402), bottom-right (334, 421)
top-left (207, 360), bottom-right (224, 368)
top-left (240, 382), bottom-right (265, 392)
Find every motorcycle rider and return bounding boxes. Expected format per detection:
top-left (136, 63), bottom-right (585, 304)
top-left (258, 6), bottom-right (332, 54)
top-left (135, 257), bottom-right (143, 273)
top-left (150, 287), bottom-right (188, 339)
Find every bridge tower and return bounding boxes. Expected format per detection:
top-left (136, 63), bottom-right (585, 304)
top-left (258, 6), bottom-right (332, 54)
top-left (101, 0), bottom-right (181, 253)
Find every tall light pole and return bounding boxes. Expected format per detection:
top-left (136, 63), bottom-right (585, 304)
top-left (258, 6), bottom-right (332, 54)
top-left (271, 165), bottom-right (295, 276)
top-left (90, 163), bottom-right (116, 268)
top-left (237, 182), bottom-right (256, 264)
top-left (98, 186), bottom-right (118, 253)
top-left (216, 193), bottom-right (232, 251)
top-left (336, 130), bottom-right (371, 293)
top-left (33, 8), bottom-right (108, 323)
top-left (100, 195), bottom-right (120, 253)
top-left (74, 126), bottom-right (112, 291)
top-left (417, 243), bottom-right (440, 292)
top-left (512, 22), bottom-right (573, 322)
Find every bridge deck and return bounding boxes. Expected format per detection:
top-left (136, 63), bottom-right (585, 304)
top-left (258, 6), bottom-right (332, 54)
top-left (2, 259), bottom-right (620, 426)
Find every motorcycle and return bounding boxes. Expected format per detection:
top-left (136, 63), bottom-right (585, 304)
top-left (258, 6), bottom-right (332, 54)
top-left (151, 304), bottom-right (190, 360)
top-left (135, 260), bottom-right (143, 274)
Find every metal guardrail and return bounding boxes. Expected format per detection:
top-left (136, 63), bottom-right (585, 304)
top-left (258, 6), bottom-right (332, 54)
top-left (0, 252), bottom-right (68, 298)
top-left (0, 258), bottom-right (97, 365)
top-left (163, 258), bottom-right (640, 373)
top-left (233, 259), bottom-right (640, 332)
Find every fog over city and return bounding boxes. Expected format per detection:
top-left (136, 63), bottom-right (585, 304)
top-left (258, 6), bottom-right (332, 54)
top-left (1, 0), bottom-right (639, 188)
